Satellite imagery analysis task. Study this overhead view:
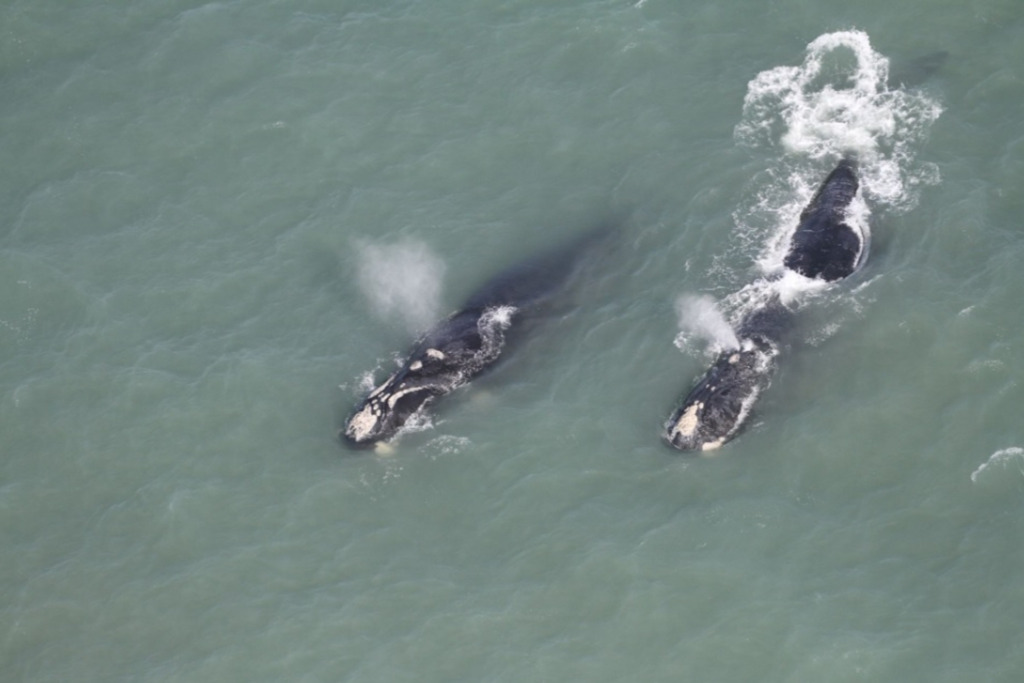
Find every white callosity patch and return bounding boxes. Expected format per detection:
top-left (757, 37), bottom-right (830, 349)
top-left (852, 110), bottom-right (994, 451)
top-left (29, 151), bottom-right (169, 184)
top-left (671, 402), bottom-right (703, 438)
top-left (385, 385), bottom-right (430, 409)
top-left (367, 373), bottom-right (396, 398)
top-left (345, 402), bottom-right (382, 442)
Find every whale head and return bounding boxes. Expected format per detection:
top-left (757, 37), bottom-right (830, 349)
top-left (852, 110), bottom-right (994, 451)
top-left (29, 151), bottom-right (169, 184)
top-left (664, 336), bottom-right (779, 453)
top-left (342, 346), bottom-right (464, 448)
top-left (342, 307), bottom-right (514, 448)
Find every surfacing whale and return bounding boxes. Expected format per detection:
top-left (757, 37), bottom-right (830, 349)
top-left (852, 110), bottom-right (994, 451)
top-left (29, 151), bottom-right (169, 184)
top-left (664, 296), bottom-right (793, 452)
top-left (664, 158), bottom-right (866, 453)
top-left (342, 223), bottom-right (615, 448)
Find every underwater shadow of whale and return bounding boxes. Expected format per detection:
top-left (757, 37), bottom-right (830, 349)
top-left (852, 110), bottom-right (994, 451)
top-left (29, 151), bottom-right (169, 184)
top-left (664, 158), bottom-right (866, 453)
top-left (342, 221), bottom-right (618, 449)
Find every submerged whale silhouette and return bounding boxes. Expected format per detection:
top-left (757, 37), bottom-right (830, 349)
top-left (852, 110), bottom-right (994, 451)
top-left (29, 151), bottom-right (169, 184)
top-left (888, 50), bottom-right (948, 89)
top-left (342, 223), bottom-right (615, 448)
top-left (664, 158), bottom-right (866, 452)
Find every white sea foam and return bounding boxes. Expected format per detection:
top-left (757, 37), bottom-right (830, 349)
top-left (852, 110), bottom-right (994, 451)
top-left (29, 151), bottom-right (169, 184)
top-left (735, 29), bottom-right (943, 211)
top-left (425, 435), bottom-right (473, 458)
top-left (718, 30), bottom-right (943, 324)
top-left (397, 408), bottom-right (436, 436)
top-left (355, 238), bottom-right (446, 333)
top-left (360, 367), bottom-right (388, 392)
top-left (380, 406), bottom-right (437, 448)
top-left (970, 447), bottom-right (1024, 484)
top-left (480, 305), bottom-right (517, 331)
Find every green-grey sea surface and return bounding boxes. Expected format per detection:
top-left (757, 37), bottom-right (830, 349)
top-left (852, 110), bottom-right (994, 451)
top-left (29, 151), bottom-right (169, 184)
top-left (3, 1), bottom-right (1024, 681)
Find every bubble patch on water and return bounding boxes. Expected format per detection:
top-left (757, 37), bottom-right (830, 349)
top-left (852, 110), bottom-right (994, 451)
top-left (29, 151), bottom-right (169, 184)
top-left (425, 435), bottom-right (473, 459)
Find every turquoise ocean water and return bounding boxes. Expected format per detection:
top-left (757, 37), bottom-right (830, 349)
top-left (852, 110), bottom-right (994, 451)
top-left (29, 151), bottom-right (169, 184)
top-left (3, 1), bottom-right (1024, 680)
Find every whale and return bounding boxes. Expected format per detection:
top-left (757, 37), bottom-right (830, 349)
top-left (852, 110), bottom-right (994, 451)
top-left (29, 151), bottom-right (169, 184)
top-left (342, 223), bottom-right (615, 448)
top-left (664, 158), bottom-right (865, 452)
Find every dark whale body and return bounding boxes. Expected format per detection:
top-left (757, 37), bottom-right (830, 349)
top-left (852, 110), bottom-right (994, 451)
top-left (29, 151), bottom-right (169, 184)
top-left (342, 224), bottom-right (613, 448)
top-left (665, 159), bottom-right (865, 452)
top-left (663, 297), bottom-right (793, 452)
top-left (888, 50), bottom-right (948, 89)
top-left (784, 159), bottom-right (865, 282)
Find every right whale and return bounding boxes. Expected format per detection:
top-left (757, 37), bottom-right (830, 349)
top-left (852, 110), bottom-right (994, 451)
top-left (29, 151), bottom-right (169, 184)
top-left (664, 158), bottom-right (867, 452)
top-left (342, 221), bottom-right (617, 449)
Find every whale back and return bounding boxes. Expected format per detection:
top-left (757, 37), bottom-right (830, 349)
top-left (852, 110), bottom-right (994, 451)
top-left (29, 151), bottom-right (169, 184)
top-left (462, 221), bottom-right (618, 312)
top-left (783, 159), bottom-right (865, 282)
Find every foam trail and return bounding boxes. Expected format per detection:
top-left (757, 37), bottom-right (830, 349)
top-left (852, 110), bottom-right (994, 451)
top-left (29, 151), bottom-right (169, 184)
top-left (674, 294), bottom-right (740, 353)
top-left (971, 447), bottom-right (1024, 484)
top-left (724, 29), bottom-right (943, 322)
top-left (355, 239), bottom-right (446, 333)
top-left (735, 29), bottom-right (943, 211)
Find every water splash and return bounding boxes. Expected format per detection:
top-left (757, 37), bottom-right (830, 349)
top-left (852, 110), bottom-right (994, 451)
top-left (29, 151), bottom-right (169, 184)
top-left (355, 238), bottom-right (446, 333)
top-left (735, 29), bottom-right (943, 210)
top-left (719, 30), bottom-right (943, 324)
top-left (674, 294), bottom-right (740, 353)
top-left (480, 305), bottom-right (517, 331)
